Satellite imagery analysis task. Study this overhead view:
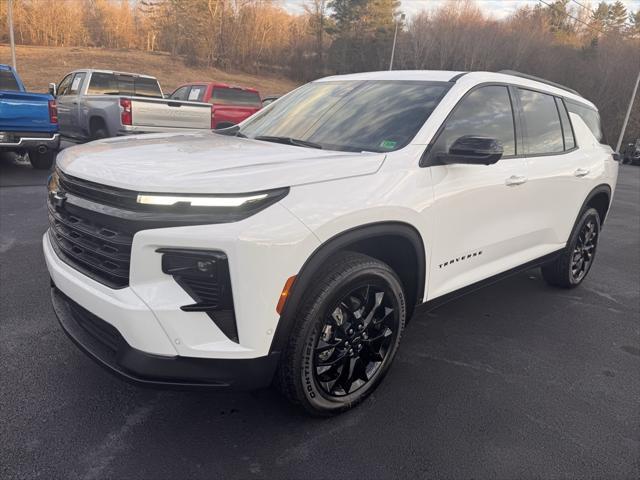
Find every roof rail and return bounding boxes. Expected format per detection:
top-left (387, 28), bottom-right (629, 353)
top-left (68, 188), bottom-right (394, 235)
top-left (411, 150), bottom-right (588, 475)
top-left (498, 70), bottom-right (581, 97)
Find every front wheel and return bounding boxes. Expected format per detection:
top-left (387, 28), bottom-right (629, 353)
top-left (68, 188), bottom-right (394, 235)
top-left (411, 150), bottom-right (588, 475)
top-left (277, 252), bottom-right (406, 416)
top-left (541, 207), bottom-right (601, 288)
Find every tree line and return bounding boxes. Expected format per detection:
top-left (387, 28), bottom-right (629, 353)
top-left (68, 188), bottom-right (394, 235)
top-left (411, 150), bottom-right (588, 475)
top-left (1, 0), bottom-right (639, 144)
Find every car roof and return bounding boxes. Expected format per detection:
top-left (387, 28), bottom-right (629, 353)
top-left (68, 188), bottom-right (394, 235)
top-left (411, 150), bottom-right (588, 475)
top-left (69, 69), bottom-right (157, 79)
top-left (315, 70), bottom-right (596, 110)
top-left (0, 64), bottom-right (14, 71)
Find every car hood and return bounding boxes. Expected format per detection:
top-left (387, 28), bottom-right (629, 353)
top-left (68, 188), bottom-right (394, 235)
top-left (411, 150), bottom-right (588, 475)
top-left (57, 131), bottom-right (386, 193)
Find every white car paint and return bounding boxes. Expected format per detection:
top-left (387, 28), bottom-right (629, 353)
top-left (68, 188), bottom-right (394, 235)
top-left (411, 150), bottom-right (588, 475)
top-left (44, 70), bottom-right (618, 368)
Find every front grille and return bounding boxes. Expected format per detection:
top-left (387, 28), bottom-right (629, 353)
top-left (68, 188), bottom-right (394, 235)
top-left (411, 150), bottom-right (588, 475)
top-left (48, 204), bottom-right (134, 288)
top-left (57, 169), bottom-right (138, 209)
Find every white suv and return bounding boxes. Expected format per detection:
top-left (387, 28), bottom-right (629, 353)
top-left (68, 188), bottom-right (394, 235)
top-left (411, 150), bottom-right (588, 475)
top-left (44, 70), bottom-right (618, 415)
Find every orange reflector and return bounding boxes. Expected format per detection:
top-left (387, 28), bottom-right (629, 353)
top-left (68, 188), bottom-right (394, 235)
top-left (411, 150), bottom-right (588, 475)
top-left (276, 275), bottom-right (296, 314)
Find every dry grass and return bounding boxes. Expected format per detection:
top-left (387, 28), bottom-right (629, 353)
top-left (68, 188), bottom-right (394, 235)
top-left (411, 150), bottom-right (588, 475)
top-left (0, 44), bottom-right (299, 95)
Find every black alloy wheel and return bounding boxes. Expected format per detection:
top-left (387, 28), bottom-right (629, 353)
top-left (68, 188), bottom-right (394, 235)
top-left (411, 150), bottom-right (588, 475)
top-left (570, 217), bottom-right (598, 283)
top-left (314, 283), bottom-right (398, 397)
top-left (277, 252), bottom-right (406, 415)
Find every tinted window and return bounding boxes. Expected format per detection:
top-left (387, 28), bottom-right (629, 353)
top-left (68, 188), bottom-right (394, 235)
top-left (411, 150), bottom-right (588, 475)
top-left (171, 86), bottom-right (190, 101)
top-left (556, 97), bottom-right (575, 150)
top-left (518, 89), bottom-right (563, 155)
top-left (87, 72), bottom-right (118, 95)
top-left (0, 70), bottom-right (20, 91)
top-left (431, 85), bottom-right (516, 157)
top-left (566, 102), bottom-right (604, 143)
top-left (239, 81), bottom-right (450, 153)
top-left (69, 73), bottom-right (86, 95)
top-left (212, 88), bottom-right (262, 106)
top-left (134, 77), bottom-right (162, 98)
top-left (57, 74), bottom-right (74, 96)
top-left (87, 73), bottom-right (161, 98)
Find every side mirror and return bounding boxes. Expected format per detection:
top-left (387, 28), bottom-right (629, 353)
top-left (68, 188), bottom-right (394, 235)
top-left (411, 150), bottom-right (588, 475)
top-left (438, 135), bottom-right (504, 165)
top-left (48, 83), bottom-right (57, 97)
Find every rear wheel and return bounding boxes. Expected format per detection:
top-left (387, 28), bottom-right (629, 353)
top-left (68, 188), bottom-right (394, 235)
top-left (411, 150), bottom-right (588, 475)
top-left (28, 149), bottom-right (56, 170)
top-left (277, 252), bottom-right (406, 416)
top-left (541, 207), bottom-right (601, 288)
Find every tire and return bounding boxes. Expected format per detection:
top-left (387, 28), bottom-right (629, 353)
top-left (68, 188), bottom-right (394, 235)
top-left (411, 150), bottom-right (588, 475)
top-left (276, 251), bottom-right (406, 416)
top-left (91, 126), bottom-right (108, 141)
top-left (541, 207), bottom-right (601, 288)
top-left (28, 149), bottom-right (56, 170)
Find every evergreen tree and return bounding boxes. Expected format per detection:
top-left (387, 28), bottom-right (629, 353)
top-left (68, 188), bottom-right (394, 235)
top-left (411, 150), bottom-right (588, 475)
top-left (606, 1), bottom-right (628, 34)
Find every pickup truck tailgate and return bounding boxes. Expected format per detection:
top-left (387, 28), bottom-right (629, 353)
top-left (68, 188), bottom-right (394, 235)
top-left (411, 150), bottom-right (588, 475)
top-left (131, 98), bottom-right (211, 129)
top-left (0, 91), bottom-right (53, 132)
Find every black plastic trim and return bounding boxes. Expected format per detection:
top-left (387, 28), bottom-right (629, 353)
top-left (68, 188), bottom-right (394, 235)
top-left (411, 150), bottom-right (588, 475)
top-left (417, 249), bottom-right (564, 313)
top-left (269, 221), bottom-right (426, 354)
top-left (157, 248), bottom-right (239, 343)
top-left (51, 286), bottom-right (278, 390)
top-left (56, 168), bottom-right (290, 223)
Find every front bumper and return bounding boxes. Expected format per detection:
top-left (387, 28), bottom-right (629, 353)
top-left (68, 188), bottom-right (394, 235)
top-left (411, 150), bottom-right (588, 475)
top-left (51, 286), bottom-right (280, 389)
top-left (0, 132), bottom-right (59, 150)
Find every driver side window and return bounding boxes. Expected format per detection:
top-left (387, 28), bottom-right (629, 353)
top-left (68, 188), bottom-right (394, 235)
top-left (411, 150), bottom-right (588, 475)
top-left (431, 85), bottom-right (517, 159)
top-left (57, 74), bottom-right (73, 96)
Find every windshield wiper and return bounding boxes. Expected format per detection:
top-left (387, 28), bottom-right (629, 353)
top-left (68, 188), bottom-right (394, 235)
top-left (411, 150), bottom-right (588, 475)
top-left (214, 125), bottom-right (247, 138)
top-left (253, 135), bottom-right (323, 149)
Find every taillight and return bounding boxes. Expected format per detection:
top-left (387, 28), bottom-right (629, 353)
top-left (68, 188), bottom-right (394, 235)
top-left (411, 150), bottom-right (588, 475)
top-left (210, 105), bottom-right (215, 129)
top-left (120, 98), bottom-right (132, 125)
top-left (48, 100), bottom-right (58, 124)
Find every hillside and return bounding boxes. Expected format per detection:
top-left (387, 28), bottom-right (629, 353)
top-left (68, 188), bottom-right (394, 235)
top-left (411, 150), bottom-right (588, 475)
top-left (0, 45), bottom-right (299, 96)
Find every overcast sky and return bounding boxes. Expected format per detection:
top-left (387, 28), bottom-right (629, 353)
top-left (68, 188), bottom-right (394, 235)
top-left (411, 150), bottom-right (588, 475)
top-left (282, 0), bottom-right (640, 20)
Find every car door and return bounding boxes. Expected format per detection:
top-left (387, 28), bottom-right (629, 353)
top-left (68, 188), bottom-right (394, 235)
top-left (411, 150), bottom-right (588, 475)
top-left (55, 73), bottom-right (74, 135)
top-left (56, 72), bottom-right (86, 138)
top-left (516, 88), bottom-right (594, 249)
top-left (426, 84), bottom-right (532, 300)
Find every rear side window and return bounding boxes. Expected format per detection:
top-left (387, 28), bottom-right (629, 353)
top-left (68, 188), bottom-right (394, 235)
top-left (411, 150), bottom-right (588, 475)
top-left (212, 88), bottom-right (262, 106)
top-left (69, 72), bottom-right (86, 95)
top-left (555, 98), bottom-right (576, 150)
top-left (0, 70), bottom-right (20, 91)
top-left (518, 89), bottom-right (563, 155)
top-left (188, 85), bottom-right (207, 101)
top-left (566, 102), bottom-right (604, 143)
top-left (431, 85), bottom-right (517, 157)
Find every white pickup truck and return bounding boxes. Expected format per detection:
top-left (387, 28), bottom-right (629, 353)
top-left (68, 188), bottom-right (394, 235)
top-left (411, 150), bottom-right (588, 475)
top-left (50, 70), bottom-right (213, 141)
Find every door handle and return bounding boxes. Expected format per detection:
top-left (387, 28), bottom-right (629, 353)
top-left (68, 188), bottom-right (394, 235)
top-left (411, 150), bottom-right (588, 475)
top-left (505, 175), bottom-right (527, 186)
top-left (574, 168), bottom-right (590, 177)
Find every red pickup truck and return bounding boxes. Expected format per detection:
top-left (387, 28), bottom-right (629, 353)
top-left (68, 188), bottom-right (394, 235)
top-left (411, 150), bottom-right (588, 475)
top-left (169, 82), bottom-right (262, 129)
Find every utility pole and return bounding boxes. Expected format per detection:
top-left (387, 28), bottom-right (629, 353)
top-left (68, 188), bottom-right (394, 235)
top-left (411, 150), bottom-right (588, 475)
top-left (616, 69), bottom-right (640, 153)
top-left (8, 0), bottom-right (17, 71)
top-left (389, 13), bottom-right (405, 71)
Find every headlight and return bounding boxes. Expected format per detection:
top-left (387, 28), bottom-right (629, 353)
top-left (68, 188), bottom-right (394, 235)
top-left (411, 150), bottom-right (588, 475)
top-left (137, 193), bottom-right (268, 207)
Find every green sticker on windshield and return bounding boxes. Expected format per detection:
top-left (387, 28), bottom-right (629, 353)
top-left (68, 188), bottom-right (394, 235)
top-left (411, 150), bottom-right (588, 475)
top-left (380, 140), bottom-right (397, 150)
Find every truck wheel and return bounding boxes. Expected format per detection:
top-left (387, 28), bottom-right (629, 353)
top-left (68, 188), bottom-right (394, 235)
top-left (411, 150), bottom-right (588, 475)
top-left (28, 149), bottom-right (56, 170)
top-left (91, 127), bottom-right (109, 140)
top-left (277, 252), bottom-right (406, 416)
top-left (541, 207), bottom-right (601, 288)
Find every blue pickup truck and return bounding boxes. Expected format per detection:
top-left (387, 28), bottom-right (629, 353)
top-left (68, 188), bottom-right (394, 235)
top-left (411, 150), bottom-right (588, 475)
top-left (0, 64), bottom-right (59, 169)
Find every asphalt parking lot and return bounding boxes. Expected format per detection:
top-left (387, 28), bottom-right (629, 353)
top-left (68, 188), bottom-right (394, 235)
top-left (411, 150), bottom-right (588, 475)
top-left (1, 154), bottom-right (639, 480)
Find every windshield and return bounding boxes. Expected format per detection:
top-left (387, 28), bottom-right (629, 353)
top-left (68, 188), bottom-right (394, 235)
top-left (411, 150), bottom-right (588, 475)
top-left (238, 80), bottom-right (450, 152)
